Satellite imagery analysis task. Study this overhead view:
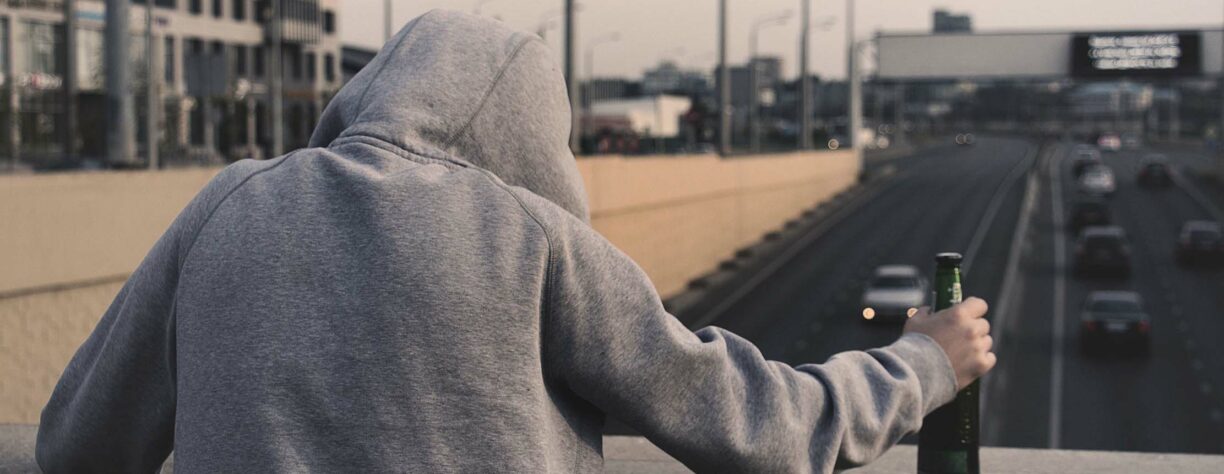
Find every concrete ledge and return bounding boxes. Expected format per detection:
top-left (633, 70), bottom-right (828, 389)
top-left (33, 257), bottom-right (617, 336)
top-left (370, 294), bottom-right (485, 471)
top-left (4, 425), bottom-right (1221, 473)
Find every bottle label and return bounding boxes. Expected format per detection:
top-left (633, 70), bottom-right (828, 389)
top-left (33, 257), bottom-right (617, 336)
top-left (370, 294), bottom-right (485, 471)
top-left (950, 282), bottom-right (962, 305)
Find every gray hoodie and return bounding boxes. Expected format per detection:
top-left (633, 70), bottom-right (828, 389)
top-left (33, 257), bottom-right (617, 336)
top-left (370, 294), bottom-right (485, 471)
top-left (37, 10), bottom-right (956, 473)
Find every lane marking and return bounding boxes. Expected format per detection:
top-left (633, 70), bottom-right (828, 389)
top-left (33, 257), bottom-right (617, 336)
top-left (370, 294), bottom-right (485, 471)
top-left (693, 174), bottom-right (911, 328)
top-left (1049, 143), bottom-right (1068, 450)
top-left (1170, 167), bottom-right (1224, 223)
top-left (963, 144), bottom-right (1037, 276)
top-left (980, 144), bottom-right (1042, 444)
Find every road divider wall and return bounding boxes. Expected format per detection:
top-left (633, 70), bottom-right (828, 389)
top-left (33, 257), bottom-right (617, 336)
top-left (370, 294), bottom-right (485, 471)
top-left (0, 149), bottom-right (859, 423)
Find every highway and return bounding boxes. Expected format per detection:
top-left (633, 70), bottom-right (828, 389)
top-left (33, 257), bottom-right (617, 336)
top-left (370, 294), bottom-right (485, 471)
top-left (627, 137), bottom-right (1224, 455)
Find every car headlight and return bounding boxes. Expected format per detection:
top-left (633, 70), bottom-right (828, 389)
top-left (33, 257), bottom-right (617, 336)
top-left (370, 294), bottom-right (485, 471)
top-left (907, 307), bottom-right (918, 318)
top-left (862, 307), bottom-right (875, 320)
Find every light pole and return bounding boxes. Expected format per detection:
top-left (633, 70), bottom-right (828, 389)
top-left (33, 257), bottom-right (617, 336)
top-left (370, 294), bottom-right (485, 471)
top-left (750, 11), bottom-right (792, 153)
top-left (845, 0), bottom-right (856, 150)
top-left (584, 32), bottom-right (621, 135)
top-left (799, 13), bottom-right (837, 150)
top-left (718, 0), bottom-right (730, 155)
top-left (105, 0), bottom-right (135, 166)
top-left (145, 0), bottom-right (159, 169)
top-left (384, 0), bottom-right (392, 42)
top-left (63, 0), bottom-right (77, 164)
top-left (565, 0), bottom-right (579, 153)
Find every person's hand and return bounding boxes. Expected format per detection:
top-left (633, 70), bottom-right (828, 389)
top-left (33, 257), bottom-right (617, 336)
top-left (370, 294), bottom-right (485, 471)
top-left (903, 297), bottom-right (995, 390)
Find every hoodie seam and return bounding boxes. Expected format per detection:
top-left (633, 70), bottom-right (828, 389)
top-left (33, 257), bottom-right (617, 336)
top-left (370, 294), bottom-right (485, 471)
top-left (330, 134), bottom-right (471, 170)
top-left (473, 170), bottom-right (559, 376)
top-left (442, 34), bottom-right (536, 149)
top-left (177, 154), bottom-right (297, 271)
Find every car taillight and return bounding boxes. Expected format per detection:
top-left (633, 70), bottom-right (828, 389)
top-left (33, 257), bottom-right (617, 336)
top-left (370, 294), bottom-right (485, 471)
top-left (1137, 321), bottom-right (1151, 333)
top-left (1082, 321), bottom-right (1099, 332)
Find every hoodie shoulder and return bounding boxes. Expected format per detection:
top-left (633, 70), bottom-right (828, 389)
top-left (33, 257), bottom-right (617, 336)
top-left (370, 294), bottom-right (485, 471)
top-left (172, 156), bottom-right (295, 259)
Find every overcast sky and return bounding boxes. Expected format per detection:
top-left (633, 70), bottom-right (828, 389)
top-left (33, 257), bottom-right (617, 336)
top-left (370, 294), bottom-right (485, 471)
top-left (340, 0), bottom-right (1224, 81)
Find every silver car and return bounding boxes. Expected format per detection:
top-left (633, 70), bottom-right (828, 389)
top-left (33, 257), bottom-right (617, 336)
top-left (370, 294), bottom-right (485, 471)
top-left (861, 265), bottom-right (928, 323)
top-left (1078, 165), bottom-right (1116, 196)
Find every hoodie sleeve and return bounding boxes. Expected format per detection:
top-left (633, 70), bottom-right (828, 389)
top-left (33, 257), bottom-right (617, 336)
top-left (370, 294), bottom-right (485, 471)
top-left (36, 159), bottom-right (284, 473)
top-left (541, 213), bottom-right (958, 473)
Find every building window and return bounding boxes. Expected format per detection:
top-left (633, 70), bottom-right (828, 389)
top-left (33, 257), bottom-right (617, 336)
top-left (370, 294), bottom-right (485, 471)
top-left (213, 0), bottom-right (223, 18)
top-left (323, 53), bottom-right (334, 83)
top-left (234, 45), bottom-right (247, 77)
top-left (253, 46), bottom-right (265, 78)
top-left (190, 0), bottom-right (202, 14)
top-left (323, 10), bottom-right (335, 34)
top-left (232, 0), bottom-right (246, 21)
top-left (155, 0), bottom-right (177, 8)
top-left (287, 46), bottom-right (302, 80)
top-left (164, 36), bottom-right (175, 84)
top-left (304, 52), bottom-right (315, 81)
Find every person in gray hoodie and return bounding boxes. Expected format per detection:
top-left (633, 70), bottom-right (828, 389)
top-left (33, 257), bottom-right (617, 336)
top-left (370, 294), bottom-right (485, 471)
top-left (37, 10), bottom-right (994, 473)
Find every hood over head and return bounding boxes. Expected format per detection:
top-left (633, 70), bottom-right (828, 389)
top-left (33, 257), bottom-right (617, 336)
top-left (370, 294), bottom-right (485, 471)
top-left (310, 9), bottom-right (589, 221)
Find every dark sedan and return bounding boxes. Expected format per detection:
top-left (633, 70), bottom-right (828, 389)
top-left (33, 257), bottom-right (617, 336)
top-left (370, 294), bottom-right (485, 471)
top-left (1073, 226), bottom-right (1131, 278)
top-left (1067, 198), bottom-right (1111, 233)
top-left (1079, 291), bottom-right (1151, 355)
top-left (1137, 158), bottom-right (1172, 188)
top-left (1176, 220), bottom-right (1224, 266)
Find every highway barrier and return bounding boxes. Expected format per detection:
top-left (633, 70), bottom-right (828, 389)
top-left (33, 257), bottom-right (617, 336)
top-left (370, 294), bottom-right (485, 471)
top-left (0, 149), bottom-right (859, 424)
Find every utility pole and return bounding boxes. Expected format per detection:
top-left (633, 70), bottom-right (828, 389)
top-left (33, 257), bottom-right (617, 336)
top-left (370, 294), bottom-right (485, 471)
top-left (146, 1), bottom-right (159, 169)
top-left (894, 82), bottom-right (905, 146)
top-left (799, 0), bottom-right (810, 150)
top-left (105, 0), bottom-right (135, 166)
top-left (846, 0), bottom-right (859, 151)
top-left (384, 0), bottom-right (392, 42)
top-left (5, 16), bottom-right (17, 170)
top-left (718, 0), bottom-right (730, 156)
top-left (565, 0), bottom-right (579, 153)
top-left (63, 0), bottom-right (77, 163)
top-left (270, 0), bottom-right (284, 157)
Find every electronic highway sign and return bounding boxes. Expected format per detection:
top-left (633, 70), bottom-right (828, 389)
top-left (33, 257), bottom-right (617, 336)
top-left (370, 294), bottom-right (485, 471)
top-left (1071, 31), bottom-right (1201, 78)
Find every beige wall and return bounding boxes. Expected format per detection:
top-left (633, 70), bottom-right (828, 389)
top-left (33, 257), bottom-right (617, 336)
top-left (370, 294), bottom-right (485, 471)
top-left (580, 151), bottom-right (859, 296)
top-left (0, 150), bottom-right (858, 423)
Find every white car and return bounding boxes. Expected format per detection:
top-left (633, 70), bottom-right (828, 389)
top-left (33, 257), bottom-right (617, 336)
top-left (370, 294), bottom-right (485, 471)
top-left (1097, 133), bottom-right (1122, 152)
top-left (1078, 165), bottom-right (1116, 196)
top-left (861, 265), bottom-right (928, 323)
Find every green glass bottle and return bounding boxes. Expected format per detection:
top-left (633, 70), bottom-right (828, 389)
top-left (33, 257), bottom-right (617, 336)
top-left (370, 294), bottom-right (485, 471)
top-left (917, 252), bottom-right (979, 474)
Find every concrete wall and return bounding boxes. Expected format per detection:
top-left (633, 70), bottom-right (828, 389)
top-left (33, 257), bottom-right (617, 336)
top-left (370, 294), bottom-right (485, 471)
top-left (0, 150), bottom-right (858, 424)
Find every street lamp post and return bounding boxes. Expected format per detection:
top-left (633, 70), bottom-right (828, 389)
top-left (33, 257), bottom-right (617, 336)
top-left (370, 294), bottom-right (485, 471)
top-left (146, 1), bottom-right (159, 169)
top-left (846, 0), bottom-right (856, 150)
top-left (565, 0), bottom-right (579, 153)
top-left (799, 11), bottom-right (837, 151)
top-left (750, 11), bottom-right (792, 154)
top-left (718, 0), bottom-right (730, 155)
top-left (384, 0), bottom-right (392, 42)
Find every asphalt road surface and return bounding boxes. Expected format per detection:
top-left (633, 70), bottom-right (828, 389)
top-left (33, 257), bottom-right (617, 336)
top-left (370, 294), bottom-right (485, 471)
top-left (653, 137), bottom-right (1224, 455)
top-left (987, 142), bottom-right (1224, 454)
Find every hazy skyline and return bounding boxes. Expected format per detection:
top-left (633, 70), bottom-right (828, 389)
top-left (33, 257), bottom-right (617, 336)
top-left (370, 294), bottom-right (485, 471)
top-left (341, 0), bottom-right (1224, 81)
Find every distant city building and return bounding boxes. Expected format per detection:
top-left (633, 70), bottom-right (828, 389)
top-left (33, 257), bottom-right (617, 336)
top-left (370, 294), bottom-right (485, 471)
top-left (642, 60), bottom-right (709, 97)
top-left (0, 0), bottom-right (342, 168)
top-left (933, 9), bottom-right (972, 33)
top-left (586, 95), bottom-right (692, 138)
top-left (580, 78), bottom-right (639, 108)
